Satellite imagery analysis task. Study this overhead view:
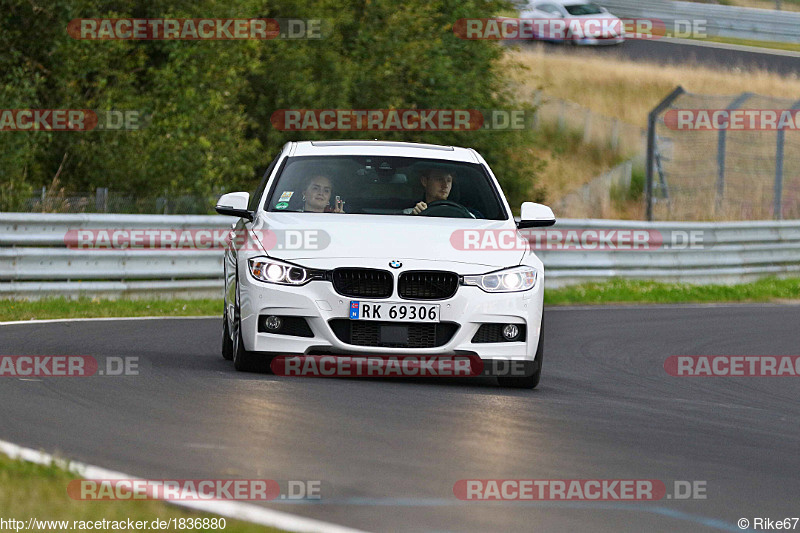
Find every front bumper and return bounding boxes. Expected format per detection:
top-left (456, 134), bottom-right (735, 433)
top-left (574, 35), bottom-right (625, 45)
top-left (238, 260), bottom-right (544, 361)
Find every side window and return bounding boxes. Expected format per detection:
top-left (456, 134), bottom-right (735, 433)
top-left (248, 154), bottom-right (281, 211)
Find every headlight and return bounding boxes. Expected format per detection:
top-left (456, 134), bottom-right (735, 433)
top-left (248, 257), bottom-right (319, 285)
top-left (461, 266), bottom-right (538, 293)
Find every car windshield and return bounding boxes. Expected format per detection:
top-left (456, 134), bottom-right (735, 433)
top-left (564, 3), bottom-right (604, 15)
top-left (264, 155), bottom-right (507, 220)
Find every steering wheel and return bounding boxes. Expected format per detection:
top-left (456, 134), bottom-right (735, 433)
top-left (418, 200), bottom-right (475, 219)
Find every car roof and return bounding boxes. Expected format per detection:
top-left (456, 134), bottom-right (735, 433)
top-left (288, 140), bottom-right (481, 163)
top-left (532, 0), bottom-right (591, 5)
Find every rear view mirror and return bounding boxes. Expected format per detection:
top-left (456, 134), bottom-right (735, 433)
top-left (215, 192), bottom-right (253, 221)
top-left (518, 202), bottom-right (556, 228)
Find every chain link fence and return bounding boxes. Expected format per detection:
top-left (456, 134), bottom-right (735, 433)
top-left (554, 158), bottom-right (644, 219)
top-left (647, 86), bottom-right (800, 221)
top-left (533, 93), bottom-right (647, 219)
top-left (534, 93), bottom-right (646, 155)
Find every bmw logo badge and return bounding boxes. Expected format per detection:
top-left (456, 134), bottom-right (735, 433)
top-left (389, 260), bottom-right (402, 269)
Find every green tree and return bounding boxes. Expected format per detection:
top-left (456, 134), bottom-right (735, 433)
top-left (1, 0), bottom-right (542, 211)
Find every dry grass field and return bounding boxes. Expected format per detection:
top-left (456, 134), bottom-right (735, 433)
top-left (505, 46), bottom-right (800, 127)
top-left (507, 45), bottom-right (800, 219)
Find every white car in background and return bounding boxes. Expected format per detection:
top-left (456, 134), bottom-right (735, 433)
top-left (519, 0), bottom-right (625, 45)
top-left (216, 140), bottom-right (555, 388)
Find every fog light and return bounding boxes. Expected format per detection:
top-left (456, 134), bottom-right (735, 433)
top-left (502, 324), bottom-right (520, 340)
top-left (265, 316), bottom-right (283, 331)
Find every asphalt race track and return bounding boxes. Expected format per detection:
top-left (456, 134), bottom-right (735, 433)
top-left (522, 39), bottom-right (800, 76)
top-left (2, 305), bottom-right (800, 532)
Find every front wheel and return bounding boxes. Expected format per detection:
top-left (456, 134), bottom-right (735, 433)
top-left (221, 309), bottom-right (234, 361)
top-left (231, 283), bottom-right (265, 373)
top-left (498, 318), bottom-right (543, 389)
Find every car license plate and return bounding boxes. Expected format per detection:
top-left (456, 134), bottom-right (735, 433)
top-left (349, 301), bottom-right (440, 323)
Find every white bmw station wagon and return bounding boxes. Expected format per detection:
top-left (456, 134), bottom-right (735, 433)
top-left (216, 140), bottom-right (555, 388)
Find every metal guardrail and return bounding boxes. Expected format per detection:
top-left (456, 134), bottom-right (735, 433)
top-left (538, 218), bottom-right (800, 287)
top-left (1, 213), bottom-right (800, 298)
top-left (597, 0), bottom-right (800, 44)
top-left (0, 213), bottom-right (230, 299)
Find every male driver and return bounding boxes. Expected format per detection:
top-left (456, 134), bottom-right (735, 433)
top-left (405, 168), bottom-right (454, 215)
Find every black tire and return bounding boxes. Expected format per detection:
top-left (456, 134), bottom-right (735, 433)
top-left (498, 318), bottom-right (543, 389)
top-left (221, 309), bottom-right (234, 361)
top-left (231, 283), bottom-right (264, 373)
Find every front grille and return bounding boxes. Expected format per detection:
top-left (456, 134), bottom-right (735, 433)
top-left (332, 268), bottom-right (393, 298)
top-left (329, 319), bottom-right (459, 348)
top-left (398, 271), bottom-right (459, 300)
top-left (471, 323), bottom-right (527, 343)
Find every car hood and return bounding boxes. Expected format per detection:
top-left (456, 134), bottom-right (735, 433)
top-left (568, 12), bottom-right (619, 20)
top-left (520, 10), bottom-right (619, 21)
top-left (252, 213), bottom-right (527, 268)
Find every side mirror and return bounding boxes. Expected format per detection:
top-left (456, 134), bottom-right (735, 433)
top-left (518, 202), bottom-right (556, 228)
top-left (215, 192), bottom-right (253, 221)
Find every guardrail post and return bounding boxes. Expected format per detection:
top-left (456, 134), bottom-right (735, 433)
top-left (716, 92), bottom-right (753, 213)
top-left (646, 86), bottom-right (685, 221)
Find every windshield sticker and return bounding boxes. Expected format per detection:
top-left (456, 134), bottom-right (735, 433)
top-left (279, 191), bottom-right (294, 202)
top-left (275, 202), bottom-right (289, 210)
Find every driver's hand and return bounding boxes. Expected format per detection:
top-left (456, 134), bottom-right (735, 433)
top-left (411, 202), bottom-right (427, 215)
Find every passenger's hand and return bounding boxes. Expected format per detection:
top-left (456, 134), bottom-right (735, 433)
top-left (411, 201), bottom-right (427, 215)
top-left (333, 197), bottom-right (346, 213)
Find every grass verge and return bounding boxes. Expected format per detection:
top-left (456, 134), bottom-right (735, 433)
top-left (680, 34), bottom-right (800, 53)
top-left (0, 452), bottom-right (283, 532)
top-left (0, 298), bottom-right (221, 322)
top-left (544, 277), bottom-right (800, 305)
top-left (683, 0), bottom-right (800, 13)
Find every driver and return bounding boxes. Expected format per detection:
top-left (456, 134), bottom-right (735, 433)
top-left (405, 168), bottom-right (454, 215)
